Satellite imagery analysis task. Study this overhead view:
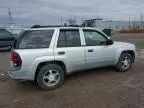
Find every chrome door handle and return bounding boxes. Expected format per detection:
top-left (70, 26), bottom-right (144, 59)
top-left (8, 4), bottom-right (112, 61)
top-left (58, 51), bottom-right (65, 55)
top-left (88, 49), bottom-right (93, 52)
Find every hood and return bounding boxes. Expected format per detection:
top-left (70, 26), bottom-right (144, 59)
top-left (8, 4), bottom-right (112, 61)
top-left (113, 41), bottom-right (135, 48)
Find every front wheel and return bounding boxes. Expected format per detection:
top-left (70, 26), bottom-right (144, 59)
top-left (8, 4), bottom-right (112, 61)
top-left (37, 64), bottom-right (65, 90)
top-left (116, 53), bottom-right (133, 72)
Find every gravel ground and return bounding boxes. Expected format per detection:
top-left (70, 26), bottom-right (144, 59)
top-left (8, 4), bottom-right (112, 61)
top-left (0, 33), bottom-right (144, 108)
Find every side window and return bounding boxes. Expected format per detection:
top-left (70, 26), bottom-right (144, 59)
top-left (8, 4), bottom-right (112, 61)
top-left (57, 30), bottom-right (81, 47)
top-left (57, 31), bottom-right (66, 47)
top-left (19, 30), bottom-right (54, 49)
top-left (83, 30), bottom-right (107, 46)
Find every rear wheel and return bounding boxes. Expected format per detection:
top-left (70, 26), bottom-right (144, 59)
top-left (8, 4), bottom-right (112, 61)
top-left (116, 53), bottom-right (133, 72)
top-left (37, 64), bottom-right (64, 90)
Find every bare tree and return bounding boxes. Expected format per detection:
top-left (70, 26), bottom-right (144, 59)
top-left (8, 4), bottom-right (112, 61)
top-left (67, 18), bottom-right (76, 25)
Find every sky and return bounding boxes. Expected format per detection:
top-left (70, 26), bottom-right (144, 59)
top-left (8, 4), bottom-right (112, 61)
top-left (0, 0), bottom-right (144, 27)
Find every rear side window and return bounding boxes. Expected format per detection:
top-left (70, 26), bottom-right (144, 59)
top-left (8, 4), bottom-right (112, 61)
top-left (18, 30), bottom-right (54, 49)
top-left (57, 29), bottom-right (81, 47)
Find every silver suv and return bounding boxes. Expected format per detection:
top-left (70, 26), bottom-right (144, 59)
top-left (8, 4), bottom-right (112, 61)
top-left (8, 26), bottom-right (136, 90)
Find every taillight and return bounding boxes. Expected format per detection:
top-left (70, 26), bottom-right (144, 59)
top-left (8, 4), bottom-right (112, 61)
top-left (11, 51), bottom-right (22, 67)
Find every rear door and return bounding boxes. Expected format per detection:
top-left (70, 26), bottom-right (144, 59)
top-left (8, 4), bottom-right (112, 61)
top-left (54, 29), bottom-right (85, 73)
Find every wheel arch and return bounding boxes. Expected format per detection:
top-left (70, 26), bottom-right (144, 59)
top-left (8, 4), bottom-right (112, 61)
top-left (116, 50), bottom-right (135, 64)
top-left (34, 60), bottom-right (67, 82)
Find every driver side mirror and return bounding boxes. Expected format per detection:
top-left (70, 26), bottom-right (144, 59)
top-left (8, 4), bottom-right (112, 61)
top-left (107, 39), bottom-right (113, 45)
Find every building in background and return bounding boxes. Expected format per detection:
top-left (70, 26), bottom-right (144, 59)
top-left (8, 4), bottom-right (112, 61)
top-left (82, 18), bottom-right (143, 31)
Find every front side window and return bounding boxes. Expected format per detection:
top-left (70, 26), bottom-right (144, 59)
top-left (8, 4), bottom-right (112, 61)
top-left (83, 30), bottom-right (107, 46)
top-left (57, 29), bottom-right (81, 47)
top-left (18, 30), bottom-right (54, 49)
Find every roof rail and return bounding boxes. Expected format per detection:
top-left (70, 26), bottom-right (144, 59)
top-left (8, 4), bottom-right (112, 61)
top-left (31, 25), bottom-right (82, 28)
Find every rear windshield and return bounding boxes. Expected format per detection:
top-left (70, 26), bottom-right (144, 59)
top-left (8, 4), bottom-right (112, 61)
top-left (14, 29), bottom-right (54, 49)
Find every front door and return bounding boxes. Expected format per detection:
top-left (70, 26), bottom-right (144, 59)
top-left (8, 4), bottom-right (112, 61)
top-left (82, 29), bottom-right (115, 69)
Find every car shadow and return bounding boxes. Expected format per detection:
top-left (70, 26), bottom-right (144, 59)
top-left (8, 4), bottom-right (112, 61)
top-left (14, 80), bottom-right (41, 91)
top-left (13, 67), bottom-right (117, 91)
top-left (65, 67), bottom-right (117, 81)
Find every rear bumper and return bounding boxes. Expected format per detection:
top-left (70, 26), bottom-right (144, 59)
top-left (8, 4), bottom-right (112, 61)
top-left (8, 67), bottom-right (34, 80)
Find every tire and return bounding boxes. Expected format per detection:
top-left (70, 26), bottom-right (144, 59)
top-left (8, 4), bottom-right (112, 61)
top-left (36, 64), bottom-right (65, 90)
top-left (116, 53), bottom-right (133, 72)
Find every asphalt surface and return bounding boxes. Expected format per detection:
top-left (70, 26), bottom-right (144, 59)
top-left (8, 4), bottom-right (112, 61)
top-left (0, 33), bottom-right (144, 108)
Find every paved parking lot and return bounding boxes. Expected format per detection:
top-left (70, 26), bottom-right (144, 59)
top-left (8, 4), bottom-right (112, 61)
top-left (0, 33), bottom-right (144, 108)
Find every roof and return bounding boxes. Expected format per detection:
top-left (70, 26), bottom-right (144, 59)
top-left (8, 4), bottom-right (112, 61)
top-left (31, 25), bottom-right (81, 28)
top-left (29, 27), bottom-right (101, 31)
top-left (29, 25), bottom-right (100, 30)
